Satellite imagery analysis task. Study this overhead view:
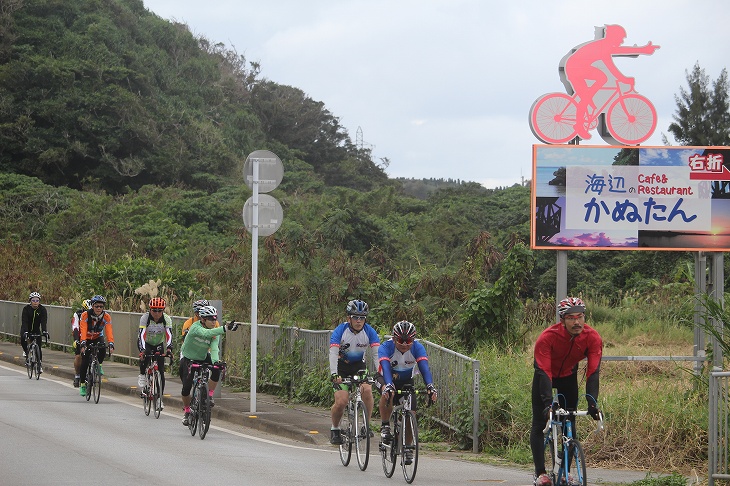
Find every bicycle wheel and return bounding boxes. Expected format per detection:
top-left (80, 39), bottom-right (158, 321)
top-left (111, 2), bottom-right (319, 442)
top-left (605, 94), bottom-right (656, 145)
top-left (85, 363), bottom-right (93, 402)
top-left (381, 416), bottom-right (397, 478)
top-left (567, 440), bottom-right (587, 486)
top-left (26, 344), bottom-right (34, 379)
top-left (93, 361), bottom-right (101, 403)
top-left (338, 405), bottom-right (353, 466)
top-left (543, 431), bottom-right (556, 485)
top-left (198, 383), bottom-right (210, 440)
top-left (354, 399), bottom-right (370, 471)
top-left (530, 93), bottom-right (579, 144)
top-left (143, 371), bottom-right (152, 416)
top-left (401, 410), bottom-right (419, 484)
top-left (153, 369), bottom-right (162, 419)
top-left (33, 344), bottom-right (42, 380)
top-left (189, 386), bottom-right (199, 436)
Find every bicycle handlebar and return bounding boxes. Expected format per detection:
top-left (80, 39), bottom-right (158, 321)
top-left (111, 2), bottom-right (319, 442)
top-left (543, 408), bottom-right (605, 434)
top-left (26, 332), bottom-right (49, 344)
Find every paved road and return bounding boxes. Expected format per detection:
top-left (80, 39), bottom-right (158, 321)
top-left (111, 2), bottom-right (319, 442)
top-left (0, 340), bottom-right (662, 484)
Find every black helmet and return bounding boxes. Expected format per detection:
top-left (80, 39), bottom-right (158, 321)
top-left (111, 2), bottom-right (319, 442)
top-left (346, 299), bottom-right (369, 316)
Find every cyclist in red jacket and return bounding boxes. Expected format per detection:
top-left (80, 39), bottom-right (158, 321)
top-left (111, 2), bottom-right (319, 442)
top-left (531, 297), bottom-right (603, 486)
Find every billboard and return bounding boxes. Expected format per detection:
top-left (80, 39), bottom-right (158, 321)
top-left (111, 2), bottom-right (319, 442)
top-left (531, 145), bottom-right (730, 251)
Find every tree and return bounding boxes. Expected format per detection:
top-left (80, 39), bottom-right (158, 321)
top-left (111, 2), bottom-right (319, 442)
top-left (665, 62), bottom-right (730, 146)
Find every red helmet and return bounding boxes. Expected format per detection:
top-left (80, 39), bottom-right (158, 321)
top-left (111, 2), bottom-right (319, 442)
top-left (557, 297), bottom-right (586, 319)
top-left (149, 297), bottom-right (166, 310)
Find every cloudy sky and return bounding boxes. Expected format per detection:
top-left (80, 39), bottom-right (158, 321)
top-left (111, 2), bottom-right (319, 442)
top-left (142, 0), bottom-right (730, 188)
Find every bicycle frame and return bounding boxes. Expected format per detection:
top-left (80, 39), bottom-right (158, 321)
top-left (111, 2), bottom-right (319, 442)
top-left (25, 333), bottom-right (46, 380)
top-left (381, 384), bottom-right (421, 483)
top-left (542, 397), bottom-right (604, 486)
top-left (84, 342), bottom-right (106, 404)
top-left (338, 372), bottom-right (373, 471)
top-left (142, 352), bottom-right (170, 418)
top-left (188, 362), bottom-right (225, 440)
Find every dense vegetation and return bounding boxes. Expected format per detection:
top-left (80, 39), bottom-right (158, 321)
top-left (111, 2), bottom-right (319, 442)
top-left (2, 1), bottom-right (730, 477)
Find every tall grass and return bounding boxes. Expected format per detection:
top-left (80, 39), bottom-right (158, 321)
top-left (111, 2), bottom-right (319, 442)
top-left (469, 292), bottom-right (709, 474)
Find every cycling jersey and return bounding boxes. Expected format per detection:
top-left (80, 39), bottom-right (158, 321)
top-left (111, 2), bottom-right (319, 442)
top-left (329, 321), bottom-right (380, 375)
top-left (180, 321), bottom-right (225, 362)
top-left (79, 310), bottom-right (114, 343)
top-left (533, 322), bottom-right (602, 381)
top-left (378, 338), bottom-right (434, 386)
top-left (138, 312), bottom-right (172, 351)
top-left (70, 309), bottom-right (83, 341)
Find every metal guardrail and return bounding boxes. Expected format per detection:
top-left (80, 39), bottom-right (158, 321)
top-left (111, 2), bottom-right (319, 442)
top-left (0, 301), bottom-right (481, 452)
top-left (709, 370), bottom-right (730, 486)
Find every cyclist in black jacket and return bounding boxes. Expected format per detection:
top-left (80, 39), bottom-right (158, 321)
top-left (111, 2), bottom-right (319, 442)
top-left (20, 292), bottom-right (49, 369)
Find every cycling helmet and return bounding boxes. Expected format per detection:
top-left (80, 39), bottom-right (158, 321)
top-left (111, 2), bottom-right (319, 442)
top-left (82, 299), bottom-right (92, 310)
top-left (149, 297), bottom-right (166, 310)
top-left (198, 305), bottom-right (217, 320)
top-left (90, 295), bottom-right (107, 305)
top-left (346, 299), bottom-right (369, 316)
top-left (192, 299), bottom-right (210, 314)
top-left (557, 297), bottom-right (586, 319)
top-left (392, 321), bottom-right (417, 343)
top-left (29, 292), bottom-right (41, 301)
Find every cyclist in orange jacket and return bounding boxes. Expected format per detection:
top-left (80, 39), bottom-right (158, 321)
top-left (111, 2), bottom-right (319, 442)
top-left (79, 295), bottom-right (114, 396)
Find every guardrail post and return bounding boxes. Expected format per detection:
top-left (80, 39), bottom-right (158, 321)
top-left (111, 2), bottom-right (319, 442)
top-left (473, 360), bottom-right (480, 453)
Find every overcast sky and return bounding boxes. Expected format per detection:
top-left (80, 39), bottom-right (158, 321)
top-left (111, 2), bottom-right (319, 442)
top-left (142, 0), bottom-right (730, 188)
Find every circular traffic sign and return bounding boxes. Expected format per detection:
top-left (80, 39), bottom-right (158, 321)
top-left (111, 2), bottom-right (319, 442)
top-left (242, 194), bottom-right (283, 237)
top-left (243, 150), bottom-right (284, 193)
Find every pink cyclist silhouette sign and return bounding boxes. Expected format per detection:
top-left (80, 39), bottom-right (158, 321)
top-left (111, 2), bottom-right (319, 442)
top-left (529, 25), bottom-right (660, 145)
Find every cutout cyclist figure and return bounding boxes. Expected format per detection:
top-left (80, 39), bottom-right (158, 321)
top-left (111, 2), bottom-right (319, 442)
top-left (561, 24), bottom-right (660, 140)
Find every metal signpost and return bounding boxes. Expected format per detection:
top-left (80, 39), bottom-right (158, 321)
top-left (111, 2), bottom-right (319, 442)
top-left (243, 150), bottom-right (283, 413)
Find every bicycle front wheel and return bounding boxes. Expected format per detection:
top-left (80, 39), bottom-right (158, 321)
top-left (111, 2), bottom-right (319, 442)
top-left (93, 361), bottom-right (102, 404)
top-left (26, 345), bottom-right (34, 379)
top-left (567, 440), bottom-right (587, 486)
top-left (605, 94), bottom-right (656, 145)
top-left (354, 399), bottom-right (370, 471)
top-left (153, 369), bottom-right (162, 419)
top-left (543, 431), bottom-right (556, 485)
top-left (530, 93), bottom-right (579, 144)
top-left (198, 383), bottom-right (210, 440)
top-left (189, 386), bottom-right (199, 436)
top-left (143, 372), bottom-right (152, 416)
top-left (338, 406), bottom-right (353, 466)
top-left (401, 410), bottom-right (419, 484)
top-left (33, 344), bottom-right (41, 380)
top-left (381, 416), bottom-right (397, 477)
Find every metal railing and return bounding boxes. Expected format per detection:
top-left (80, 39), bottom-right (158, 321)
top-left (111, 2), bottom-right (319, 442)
top-left (709, 370), bottom-right (730, 486)
top-left (0, 301), bottom-right (481, 452)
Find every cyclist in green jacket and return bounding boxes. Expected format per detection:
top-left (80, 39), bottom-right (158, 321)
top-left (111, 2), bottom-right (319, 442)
top-left (178, 305), bottom-right (238, 426)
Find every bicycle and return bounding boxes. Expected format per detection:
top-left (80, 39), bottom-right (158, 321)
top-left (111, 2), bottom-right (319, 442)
top-left (187, 361), bottom-right (226, 440)
top-left (25, 332), bottom-right (48, 380)
top-left (338, 371), bottom-right (373, 471)
top-left (542, 393), bottom-right (604, 486)
top-left (380, 384), bottom-right (424, 484)
top-left (141, 351), bottom-right (171, 419)
top-left (529, 79), bottom-right (657, 145)
top-left (83, 341), bottom-right (107, 404)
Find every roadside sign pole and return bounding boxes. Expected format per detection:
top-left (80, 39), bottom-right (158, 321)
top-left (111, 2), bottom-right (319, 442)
top-left (242, 149), bottom-right (283, 415)
top-left (250, 159), bottom-right (259, 413)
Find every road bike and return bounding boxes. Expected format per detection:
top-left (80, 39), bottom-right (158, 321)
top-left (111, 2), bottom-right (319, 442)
top-left (141, 351), bottom-right (171, 419)
top-left (84, 341), bottom-right (107, 404)
top-left (25, 332), bottom-right (48, 380)
top-left (188, 361), bottom-right (225, 440)
top-left (338, 371), bottom-right (373, 471)
top-left (529, 79), bottom-right (656, 145)
top-left (380, 384), bottom-right (424, 483)
top-left (542, 393), bottom-right (604, 486)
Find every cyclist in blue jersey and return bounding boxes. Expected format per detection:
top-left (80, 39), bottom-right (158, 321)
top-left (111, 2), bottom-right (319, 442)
top-left (328, 299), bottom-right (380, 445)
top-left (375, 320), bottom-right (437, 464)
